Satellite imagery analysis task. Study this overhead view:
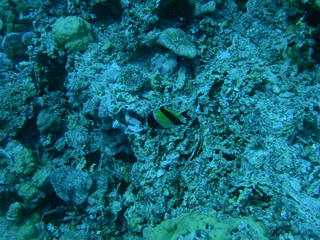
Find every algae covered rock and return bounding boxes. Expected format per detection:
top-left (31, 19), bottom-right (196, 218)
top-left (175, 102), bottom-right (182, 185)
top-left (5, 140), bottom-right (36, 177)
top-left (157, 28), bottom-right (197, 58)
top-left (52, 16), bottom-right (94, 52)
top-left (151, 213), bottom-right (268, 240)
top-left (6, 202), bottom-right (24, 221)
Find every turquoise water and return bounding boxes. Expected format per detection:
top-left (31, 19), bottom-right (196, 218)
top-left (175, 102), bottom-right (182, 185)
top-left (0, 0), bottom-right (319, 239)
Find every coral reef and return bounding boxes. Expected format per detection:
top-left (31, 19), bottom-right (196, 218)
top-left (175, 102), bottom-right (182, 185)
top-left (0, 0), bottom-right (320, 239)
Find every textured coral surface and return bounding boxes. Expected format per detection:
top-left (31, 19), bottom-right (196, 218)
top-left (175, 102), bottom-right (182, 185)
top-left (0, 0), bottom-right (319, 239)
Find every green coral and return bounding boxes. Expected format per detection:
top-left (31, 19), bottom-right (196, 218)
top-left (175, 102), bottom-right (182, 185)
top-left (151, 213), bottom-right (268, 240)
top-left (52, 16), bottom-right (94, 52)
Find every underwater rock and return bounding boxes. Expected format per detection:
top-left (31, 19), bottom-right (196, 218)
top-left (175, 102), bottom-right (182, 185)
top-left (1, 32), bottom-right (28, 61)
top-left (52, 16), bottom-right (94, 52)
top-left (36, 110), bottom-right (61, 134)
top-left (50, 166), bottom-right (93, 205)
top-left (157, 28), bottom-right (197, 58)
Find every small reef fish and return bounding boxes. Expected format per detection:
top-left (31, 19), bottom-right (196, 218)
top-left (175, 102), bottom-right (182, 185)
top-left (147, 106), bottom-right (191, 128)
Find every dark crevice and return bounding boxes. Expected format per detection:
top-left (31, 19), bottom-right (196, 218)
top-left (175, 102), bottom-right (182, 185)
top-left (92, 0), bottom-right (123, 22)
top-left (85, 150), bottom-right (101, 170)
top-left (118, 179), bottom-right (130, 195)
top-left (15, 116), bottom-right (40, 148)
top-left (34, 53), bottom-right (67, 93)
top-left (304, 7), bottom-right (320, 27)
top-left (235, 0), bottom-right (248, 12)
top-left (156, 0), bottom-right (194, 22)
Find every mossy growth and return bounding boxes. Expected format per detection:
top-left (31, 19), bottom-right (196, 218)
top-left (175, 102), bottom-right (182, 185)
top-left (151, 213), bottom-right (268, 240)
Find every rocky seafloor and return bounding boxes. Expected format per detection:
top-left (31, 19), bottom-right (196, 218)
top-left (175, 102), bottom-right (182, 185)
top-left (0, 0), bottom-right (320, 239)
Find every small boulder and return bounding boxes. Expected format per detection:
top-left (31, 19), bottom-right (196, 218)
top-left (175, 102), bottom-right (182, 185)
top-left (50, 166), bottom-right (92, 205)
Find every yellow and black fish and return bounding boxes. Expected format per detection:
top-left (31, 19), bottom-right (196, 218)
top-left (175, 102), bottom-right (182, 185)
top-left (147, 106), bottom-right (191, 128)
